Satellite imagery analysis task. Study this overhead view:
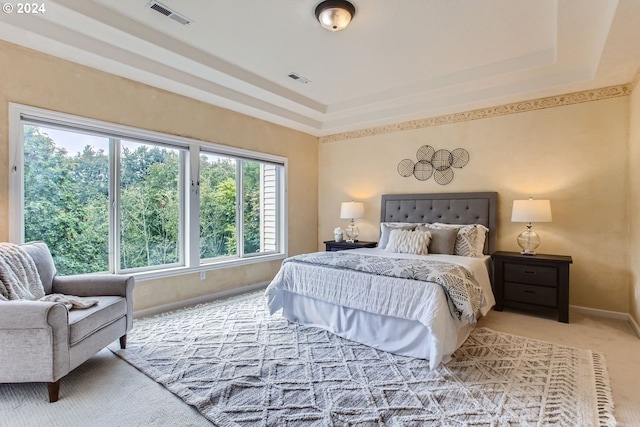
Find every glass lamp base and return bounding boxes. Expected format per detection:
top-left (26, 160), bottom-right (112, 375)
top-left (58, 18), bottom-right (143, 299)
top-left (345, 225), bottom-right (359, 243)
top-left (517, 228), bottom-right (540, 255)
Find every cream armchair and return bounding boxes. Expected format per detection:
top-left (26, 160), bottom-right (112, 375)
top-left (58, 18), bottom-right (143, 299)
top-left (0, 242), bottom-right (134, 402)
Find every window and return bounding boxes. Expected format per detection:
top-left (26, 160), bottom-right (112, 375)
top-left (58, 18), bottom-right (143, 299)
top-left (199, 153), bottom-right (237, 260)
top-left (9, 104), bottom-right (287, 278)
top-left (118, 139), bottom-right (184, 271)
top-left (198, 155), bottom-right (281, 262)
top-left (22, 125), bottom-right (111, 275)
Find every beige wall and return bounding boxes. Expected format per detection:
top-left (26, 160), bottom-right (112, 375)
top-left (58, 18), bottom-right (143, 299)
top-left (319, 97), bottom-right (630, 313)
top-left (629, 83), bottom-right (640, 324)
top-left (0, 41), bottom-right (319, 311)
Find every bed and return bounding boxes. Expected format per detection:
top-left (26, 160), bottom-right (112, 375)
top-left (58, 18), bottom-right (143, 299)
top-left (266, 192), bottom-right (498, 368)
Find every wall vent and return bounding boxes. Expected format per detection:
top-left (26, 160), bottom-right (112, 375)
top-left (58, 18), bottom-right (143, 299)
top-left (146, 1), bottom-right (192, 25)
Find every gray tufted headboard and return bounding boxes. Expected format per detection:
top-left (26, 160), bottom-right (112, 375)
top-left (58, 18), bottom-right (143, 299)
top-left (380, 192), bottom-right (498, 254)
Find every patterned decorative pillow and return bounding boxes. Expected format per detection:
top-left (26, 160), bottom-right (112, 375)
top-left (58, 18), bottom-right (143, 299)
top-left (430, 223), bottom-right (489, 257)
top-left (378, 222), bottom-right (417, 249)
top-left (416, 225), bottom-right (458, 255)
top-left (474, 224), bottom-right (489, 255)
top-left (386, 229), bottom-right (431, 255)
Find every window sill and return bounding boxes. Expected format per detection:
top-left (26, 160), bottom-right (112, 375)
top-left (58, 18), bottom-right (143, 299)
top-left (131, 252), bottom-right (287, 282)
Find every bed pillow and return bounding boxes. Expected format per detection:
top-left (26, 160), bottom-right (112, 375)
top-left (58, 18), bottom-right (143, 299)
top-left (386, 229), bottom-right (431, 255)
top-left (474, 224), bottom-right (489, 255)
top-left (416, 225), bottom-right (457, 255)
top-left (431, 223), bottom-right (489, 257)
top-left (378, 222), bottom-right (417, 249)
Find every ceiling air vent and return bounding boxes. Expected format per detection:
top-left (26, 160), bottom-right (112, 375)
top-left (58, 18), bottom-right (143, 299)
top-left (288, 72), bottom-right (310, 84)
top-left (146, 1), bottom-right (192, 25)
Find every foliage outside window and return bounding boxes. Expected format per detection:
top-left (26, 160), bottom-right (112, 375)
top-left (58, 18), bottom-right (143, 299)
top-left (12, 105), bottom-right (286, 277)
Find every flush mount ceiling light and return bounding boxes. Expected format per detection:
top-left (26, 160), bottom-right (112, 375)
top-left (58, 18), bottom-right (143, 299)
top-left (315, 0), bottom-right (356, 32)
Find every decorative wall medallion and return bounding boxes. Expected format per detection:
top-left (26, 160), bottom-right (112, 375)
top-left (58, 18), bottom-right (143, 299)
top-left (397, 145), bottom-right (469, 185)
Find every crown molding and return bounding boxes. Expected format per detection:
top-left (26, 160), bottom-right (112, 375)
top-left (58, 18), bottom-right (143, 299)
top-left (319, 80), bottom-right (637, 144)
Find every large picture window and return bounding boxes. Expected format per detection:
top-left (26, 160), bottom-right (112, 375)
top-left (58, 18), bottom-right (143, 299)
top-left (23, 125), bottom-right (111, 275)
top-left (9, 104), bottom-right (286, 278)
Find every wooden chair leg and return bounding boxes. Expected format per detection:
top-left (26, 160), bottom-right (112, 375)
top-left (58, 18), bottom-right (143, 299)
top-left (119, 334), bottom-right (127, 349)
top-left (47, 380), bottom-right (61, 403)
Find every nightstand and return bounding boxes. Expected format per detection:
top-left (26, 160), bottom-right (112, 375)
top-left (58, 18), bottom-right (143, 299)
top-left (324, 240), bottom-right (377, 251)
top-left (492, 251), bottom-right (572, 323)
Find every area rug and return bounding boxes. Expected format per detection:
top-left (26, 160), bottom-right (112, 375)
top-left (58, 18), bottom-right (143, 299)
top-left (113, 291), bottom-right (616, 426)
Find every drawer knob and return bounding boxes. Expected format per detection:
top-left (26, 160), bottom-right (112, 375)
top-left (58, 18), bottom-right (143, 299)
top-left (524, 290), bottom-right (536, 294)
top-left (524, 270), bottom-right (537, 275)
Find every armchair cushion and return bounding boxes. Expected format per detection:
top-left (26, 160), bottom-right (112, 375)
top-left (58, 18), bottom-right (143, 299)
top-left (68, 296), bottom-right (126, 346)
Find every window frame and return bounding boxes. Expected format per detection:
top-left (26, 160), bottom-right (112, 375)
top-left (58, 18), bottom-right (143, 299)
top-left (8, 103), bottom-right (288, 281)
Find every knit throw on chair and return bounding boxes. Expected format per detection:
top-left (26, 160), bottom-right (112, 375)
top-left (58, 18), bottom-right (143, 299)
top-left (0, 242), bottom-right (44, 301)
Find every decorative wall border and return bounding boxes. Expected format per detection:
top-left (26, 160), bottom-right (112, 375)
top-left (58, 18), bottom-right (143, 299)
top-left (320, 69), bottom-right (640, 144)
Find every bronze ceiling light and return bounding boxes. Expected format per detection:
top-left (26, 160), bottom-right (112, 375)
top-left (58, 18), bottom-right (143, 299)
top-left (315, 0), bottom-right (356, 32)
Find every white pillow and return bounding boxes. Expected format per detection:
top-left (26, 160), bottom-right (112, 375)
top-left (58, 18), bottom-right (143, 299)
top-left (431, 223), bottom-right (489, 257)
top-left (386, 229), bottom-right (430, 255)
top-left (378, 222), bottom-right (417, 249)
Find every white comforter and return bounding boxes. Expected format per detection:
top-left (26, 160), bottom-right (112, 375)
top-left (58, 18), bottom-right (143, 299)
top-left (266, 248), bottom-right (495, 368)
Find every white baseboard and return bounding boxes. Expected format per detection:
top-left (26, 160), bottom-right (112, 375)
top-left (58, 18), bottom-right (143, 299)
top-left (629, 314), bottom-right (640, 339)
top-left (570, 304), bottom-right (640, 339)
top-left (133, 281), bottom-right (269, 319)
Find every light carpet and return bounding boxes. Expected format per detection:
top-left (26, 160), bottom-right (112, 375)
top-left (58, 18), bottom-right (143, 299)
top-left (113, 291), bottom-right (616, 426)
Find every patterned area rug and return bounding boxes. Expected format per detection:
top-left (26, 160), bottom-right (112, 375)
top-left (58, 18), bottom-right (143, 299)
top-left (113, 291), bottom-right (616, 426)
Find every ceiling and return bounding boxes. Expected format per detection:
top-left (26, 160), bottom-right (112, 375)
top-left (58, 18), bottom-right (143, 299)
top-left (1, 0), bottom-right (639, 137)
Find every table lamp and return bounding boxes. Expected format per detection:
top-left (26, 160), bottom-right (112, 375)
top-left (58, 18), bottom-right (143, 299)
top-left (340, 201), bottom-right (364, 243)
top-left (511, 198), bottom-right (552, 255)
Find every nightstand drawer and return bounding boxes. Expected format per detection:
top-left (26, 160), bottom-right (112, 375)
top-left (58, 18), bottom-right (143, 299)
top-left (504, 282), bottom-right (557, 307)
top-left (324, 240), bottom-right (377, 251)
top-left (504, 263), bottom-right (557, 287)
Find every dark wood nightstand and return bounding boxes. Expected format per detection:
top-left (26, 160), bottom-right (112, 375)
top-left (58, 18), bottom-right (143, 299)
top-left (324, 240), bottom-right (377, 251)
top-left (492, 251), bottom-right (572, 323)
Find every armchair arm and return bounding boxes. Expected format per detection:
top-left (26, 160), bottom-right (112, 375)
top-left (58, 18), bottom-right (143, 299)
top-left (0, 300), bottom-right (68, 329)
top-left (0, 300), bottom-right (70, 383)
top-left (52, 275), bottom-right (134, 299)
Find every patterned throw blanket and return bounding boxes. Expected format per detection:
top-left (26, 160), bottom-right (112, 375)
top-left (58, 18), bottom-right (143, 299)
top-left (282, 251), bottom-right (486, 322)
top-left (0, 242), bottom-right (44, 301)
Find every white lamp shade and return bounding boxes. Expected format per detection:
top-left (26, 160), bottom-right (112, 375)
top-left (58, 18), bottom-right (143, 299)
top-left (511, 199), bottom-right (552, 223)
top-left (340, 201), bottom-right (364, 219)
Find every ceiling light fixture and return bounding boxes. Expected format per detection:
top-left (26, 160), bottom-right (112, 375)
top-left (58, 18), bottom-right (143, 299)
top-left (315, 0), bottom-right (356, 32)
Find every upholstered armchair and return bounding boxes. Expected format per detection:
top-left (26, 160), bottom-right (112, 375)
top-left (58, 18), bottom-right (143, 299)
top-left (0, 242), bottom-right (134, 402)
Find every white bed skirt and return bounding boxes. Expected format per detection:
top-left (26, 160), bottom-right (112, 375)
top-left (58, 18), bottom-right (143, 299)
top-left (276, 290), bottom-right (475, 365)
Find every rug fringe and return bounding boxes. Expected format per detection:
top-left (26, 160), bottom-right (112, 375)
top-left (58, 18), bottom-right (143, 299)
top-left (592, 352), bottom-right (617, 427)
